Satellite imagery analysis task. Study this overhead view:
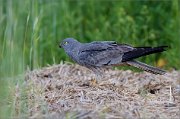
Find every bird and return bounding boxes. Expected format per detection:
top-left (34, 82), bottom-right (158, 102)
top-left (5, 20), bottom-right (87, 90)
top-left (59, 38), bottom-right (167, 76)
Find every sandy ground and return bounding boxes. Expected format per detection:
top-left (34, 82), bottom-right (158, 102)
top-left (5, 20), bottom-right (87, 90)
top-left (25, 63), bottom-right (180, 119)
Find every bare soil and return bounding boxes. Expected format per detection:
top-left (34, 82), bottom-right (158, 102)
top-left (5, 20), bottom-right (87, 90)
top-left (25, 63), bottom-right (180, 119)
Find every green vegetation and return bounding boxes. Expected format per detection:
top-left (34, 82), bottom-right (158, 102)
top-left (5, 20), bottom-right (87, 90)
top-left (0, 0), bottom-right (179, 118)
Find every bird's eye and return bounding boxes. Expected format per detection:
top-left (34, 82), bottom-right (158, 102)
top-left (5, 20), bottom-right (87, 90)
top-left (64, 41), bottom-right (68, 45)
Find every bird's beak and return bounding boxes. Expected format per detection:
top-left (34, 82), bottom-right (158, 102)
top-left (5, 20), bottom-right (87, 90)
top-left (59, 42), bottom-right (62, 48)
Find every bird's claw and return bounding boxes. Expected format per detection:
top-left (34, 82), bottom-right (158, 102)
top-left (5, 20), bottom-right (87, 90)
top-left (90, 78), bottom-right (98, 87)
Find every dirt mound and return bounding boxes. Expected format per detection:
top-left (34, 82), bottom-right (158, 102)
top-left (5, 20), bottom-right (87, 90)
top-left (25, 63), bottom-right (180, 119)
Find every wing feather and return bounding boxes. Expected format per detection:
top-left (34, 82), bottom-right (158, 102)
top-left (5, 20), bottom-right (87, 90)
top-left (78, 42), bottom-right (134, 67)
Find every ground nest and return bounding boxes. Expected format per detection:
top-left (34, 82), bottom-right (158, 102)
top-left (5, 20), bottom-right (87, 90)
top-left (25, 63), bottom-right (180, 119)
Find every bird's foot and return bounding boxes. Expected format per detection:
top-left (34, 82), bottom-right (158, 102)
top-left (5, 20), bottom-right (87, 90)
top-left (90, 78), bottom-right (98, 87)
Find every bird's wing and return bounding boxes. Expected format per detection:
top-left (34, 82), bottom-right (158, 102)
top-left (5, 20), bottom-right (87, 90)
top-left (91, 41), bottom-right (117, 44)
top-left (78, 42), bottom-right (134, 67)
top-left (121, 46), bottom-right (168, 61)
top-left (79, 41), bottom-right (117, 52)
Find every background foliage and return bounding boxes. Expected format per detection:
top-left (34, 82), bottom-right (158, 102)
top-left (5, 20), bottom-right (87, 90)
top-left (0, 0), bottom-right (179, 117)
top-left (0, 0), bottom-right (180, 77)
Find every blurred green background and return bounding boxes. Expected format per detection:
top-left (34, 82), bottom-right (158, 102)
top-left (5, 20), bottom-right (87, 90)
top-left (0, 0), bottom-right (179, 118)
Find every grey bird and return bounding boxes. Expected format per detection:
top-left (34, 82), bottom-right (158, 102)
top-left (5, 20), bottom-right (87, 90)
top-left (59, 38), bottom-right (167, 75)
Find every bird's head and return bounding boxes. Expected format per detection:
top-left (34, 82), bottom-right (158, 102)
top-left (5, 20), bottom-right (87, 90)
top-left (59, 38), bottom-right (80, 51)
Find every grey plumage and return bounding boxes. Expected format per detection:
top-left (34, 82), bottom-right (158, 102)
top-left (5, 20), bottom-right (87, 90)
top-left (59, 38), bottom-right (167, 75)
top-left (126, 60), bottom-right (166, 74)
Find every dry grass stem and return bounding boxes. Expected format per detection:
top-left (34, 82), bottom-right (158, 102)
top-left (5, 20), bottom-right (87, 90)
top-left (24, 63), bottom-right (180, 119)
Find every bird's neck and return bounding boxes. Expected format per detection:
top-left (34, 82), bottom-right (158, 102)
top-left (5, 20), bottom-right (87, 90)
top-left (66, 45), bottom-right (80, 62)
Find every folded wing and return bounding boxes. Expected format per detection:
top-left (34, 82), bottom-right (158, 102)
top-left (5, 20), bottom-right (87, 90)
top-left (78, 42), bottom-right (134, 67)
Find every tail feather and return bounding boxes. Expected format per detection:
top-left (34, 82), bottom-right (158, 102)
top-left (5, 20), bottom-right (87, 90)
top-left (126, 60), bottom-right (166, 75)
top-left (122, 46), bottom-right (168, 62)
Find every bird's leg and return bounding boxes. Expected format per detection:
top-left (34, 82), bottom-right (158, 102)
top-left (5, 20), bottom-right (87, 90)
top-left (89, 67), bottom-right (103, 86)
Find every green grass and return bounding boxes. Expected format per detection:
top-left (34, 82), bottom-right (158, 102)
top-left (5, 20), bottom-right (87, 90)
top-left (0, 0), bottom-right (179, 118)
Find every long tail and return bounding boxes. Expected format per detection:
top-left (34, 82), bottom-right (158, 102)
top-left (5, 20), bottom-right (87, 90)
top-left (126, 60), bottom-right (166, 75)
top-left (122, 46), bottom-right (168, 62)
